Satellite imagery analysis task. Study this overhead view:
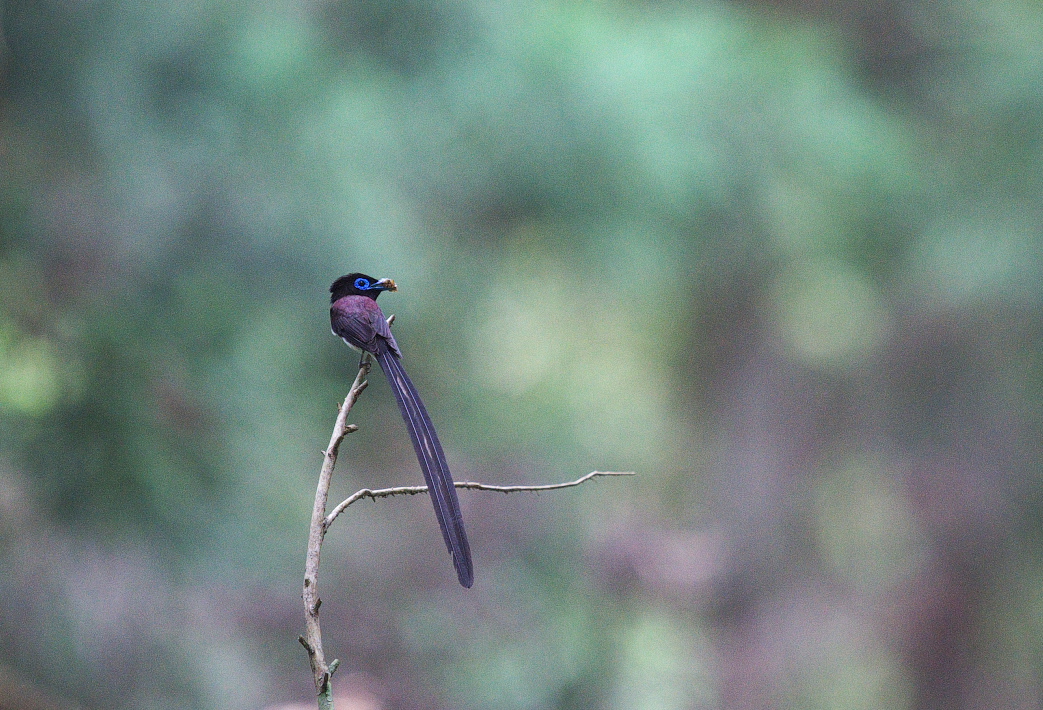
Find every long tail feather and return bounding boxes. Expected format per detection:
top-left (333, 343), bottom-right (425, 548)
top-left (375, 344), bottom-right (474, 588)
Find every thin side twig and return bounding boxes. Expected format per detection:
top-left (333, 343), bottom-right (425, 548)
top-left (324, 471), bottom-right (635, 529)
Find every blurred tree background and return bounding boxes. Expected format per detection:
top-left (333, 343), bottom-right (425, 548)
top-left (1, 0), bottom-right (1042, 708)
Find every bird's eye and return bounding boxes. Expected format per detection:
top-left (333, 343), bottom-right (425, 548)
top-left (354, 278), bottom-right (370, 290)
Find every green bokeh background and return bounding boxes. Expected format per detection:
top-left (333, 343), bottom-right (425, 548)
top-left (1, 0), bottom-right (1042, 708)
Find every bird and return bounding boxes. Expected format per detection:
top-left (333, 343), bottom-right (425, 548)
top-left (330, 273), bottom-right (473, 588)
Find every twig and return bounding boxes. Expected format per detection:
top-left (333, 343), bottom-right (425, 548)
top-left (301, 356), bottom-right (372, 707)
top-left (325, 471), bottom-right (635, 529)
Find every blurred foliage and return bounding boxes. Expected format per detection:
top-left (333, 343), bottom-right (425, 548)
top-left (1, 0), bottom-right (1042, 708)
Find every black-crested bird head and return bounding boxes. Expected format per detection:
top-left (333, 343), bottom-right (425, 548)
top-left (330, 273), bottom-right (398, 302)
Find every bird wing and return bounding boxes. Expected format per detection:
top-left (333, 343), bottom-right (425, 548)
top-left (330, 296), bottom-right (401, 356)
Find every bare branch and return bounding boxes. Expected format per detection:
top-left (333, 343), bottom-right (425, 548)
top-left (301, 355), bottom-right (372, 706)
top-left (301, 314), bottom-right (395, 708)
top-left (324, 471), bottom-right (634, 529)
top-left (301, 309), bottom-right (633, 709)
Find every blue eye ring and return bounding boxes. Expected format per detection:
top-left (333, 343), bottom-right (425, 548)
top-left (354, 277), bottom-right (370, 290)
